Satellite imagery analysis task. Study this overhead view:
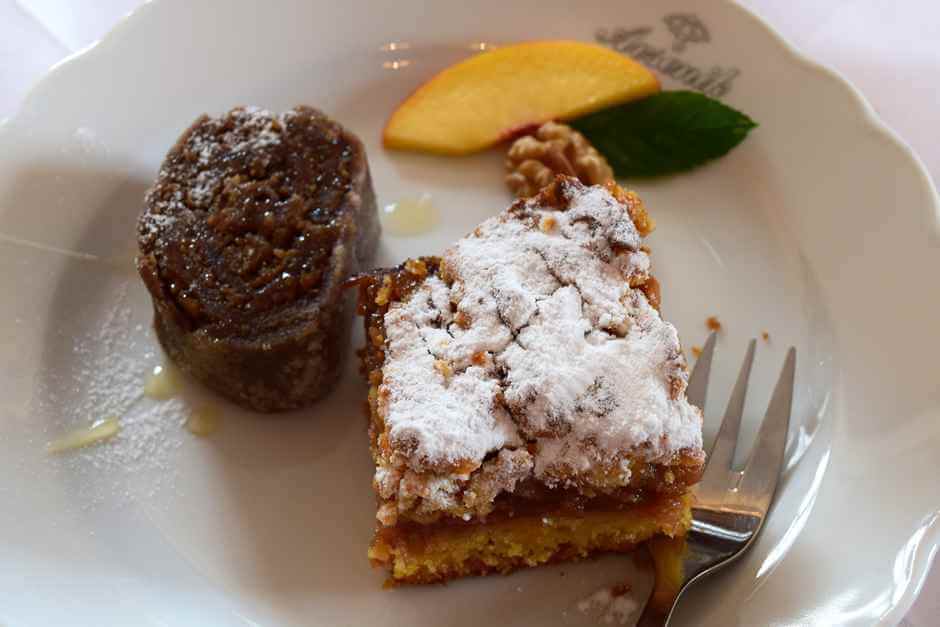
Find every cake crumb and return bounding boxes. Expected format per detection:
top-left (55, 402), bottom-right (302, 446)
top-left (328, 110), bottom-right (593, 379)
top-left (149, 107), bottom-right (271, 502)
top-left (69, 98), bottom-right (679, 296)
top-left (375, 276), bottom-right (393, 306)
top-left (577, 584), bottom-right (638, 625)
top-left (404, 258), bottom-right (428, 278)
top-left (433, 359), bottom-right (454, 381)
top-left (611, 583), bottom-right (632, 596)
top-left (706, 316), bottom-right (722, 332)
top-left (691, 346), bottom-right (702, 359)
top-left (368, 326), bottom-right (385, 347)
top-left (761, 331), bottom-right (770, 342)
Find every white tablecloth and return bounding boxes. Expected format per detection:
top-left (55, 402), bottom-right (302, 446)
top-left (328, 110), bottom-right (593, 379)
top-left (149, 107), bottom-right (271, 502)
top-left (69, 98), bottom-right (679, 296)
top-left (2, 1), bottom-right (937, 624)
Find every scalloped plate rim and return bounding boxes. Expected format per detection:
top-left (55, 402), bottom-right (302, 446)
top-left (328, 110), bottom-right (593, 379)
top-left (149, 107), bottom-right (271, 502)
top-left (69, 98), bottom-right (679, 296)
top-left (0, 0), bottom-right (937, 625)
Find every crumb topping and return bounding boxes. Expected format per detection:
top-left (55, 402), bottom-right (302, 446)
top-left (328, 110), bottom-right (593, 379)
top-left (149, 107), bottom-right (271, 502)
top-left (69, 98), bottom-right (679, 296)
top-left (706, 315), bottom-right (722, 332)
top-left (375, 178), bottom-right (703, 520)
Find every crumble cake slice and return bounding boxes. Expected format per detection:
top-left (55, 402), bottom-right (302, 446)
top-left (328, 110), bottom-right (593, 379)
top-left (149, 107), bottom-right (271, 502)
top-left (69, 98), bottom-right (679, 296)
top-left (351, 176), bottom-right (704, 584)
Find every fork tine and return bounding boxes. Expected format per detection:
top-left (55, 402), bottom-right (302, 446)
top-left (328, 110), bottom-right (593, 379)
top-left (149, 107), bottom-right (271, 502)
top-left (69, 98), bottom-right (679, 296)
top-left (739, 348), bottom-right (797, 509)
top-left (702, 339), bottom-right (757, 479)
top-left (686, 332), bottom-right (717, 412)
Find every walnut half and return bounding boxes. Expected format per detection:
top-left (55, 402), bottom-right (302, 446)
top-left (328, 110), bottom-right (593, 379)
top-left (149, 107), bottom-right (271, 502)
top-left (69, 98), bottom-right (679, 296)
top-left (505, 122), bottom-right (614, 198)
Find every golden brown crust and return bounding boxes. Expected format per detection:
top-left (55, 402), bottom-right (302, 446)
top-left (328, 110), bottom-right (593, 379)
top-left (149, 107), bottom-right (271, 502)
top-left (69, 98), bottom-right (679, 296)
top-left (604, 180), bottom-right (655, 237)
top-left (371, 493), bottom-right (693, 585)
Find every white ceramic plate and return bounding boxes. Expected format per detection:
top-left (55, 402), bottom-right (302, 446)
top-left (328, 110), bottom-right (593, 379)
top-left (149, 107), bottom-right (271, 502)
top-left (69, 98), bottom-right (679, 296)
top-left (1, 1), bottom-right (938, 625)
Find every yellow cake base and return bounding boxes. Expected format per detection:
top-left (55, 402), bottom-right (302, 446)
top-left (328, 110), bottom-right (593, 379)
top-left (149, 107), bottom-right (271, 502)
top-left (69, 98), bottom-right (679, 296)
top-left (371, 494), bottom-right (692, 585)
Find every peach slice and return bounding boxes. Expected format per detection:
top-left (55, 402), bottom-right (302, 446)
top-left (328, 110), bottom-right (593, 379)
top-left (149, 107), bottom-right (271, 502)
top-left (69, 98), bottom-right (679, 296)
top-left (383, 40), bottom-right (659, 155)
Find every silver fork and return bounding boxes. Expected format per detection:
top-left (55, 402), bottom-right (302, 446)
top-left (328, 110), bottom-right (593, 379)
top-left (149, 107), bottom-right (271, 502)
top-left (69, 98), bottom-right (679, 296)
top-left (636, 333), bottom-right (797, 626)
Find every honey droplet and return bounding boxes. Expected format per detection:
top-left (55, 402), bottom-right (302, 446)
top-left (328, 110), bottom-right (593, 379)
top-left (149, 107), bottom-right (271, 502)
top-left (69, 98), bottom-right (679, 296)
top-left (47, 416), bottom-right (120, 454)
top-left (186, 405), bottom-right (220, 437)
top-left (381, 195), bottom-right (438, 236)
top-left (144, 364), bottom-right (180, 400)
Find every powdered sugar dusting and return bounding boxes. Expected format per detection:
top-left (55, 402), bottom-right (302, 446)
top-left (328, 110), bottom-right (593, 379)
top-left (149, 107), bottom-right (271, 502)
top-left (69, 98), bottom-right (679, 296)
top-left (377, 180), bottom-right (702, 516)
top-left (139, 212), bottom-right (177, 238)
top-left (381, 277), bottom-right (521, 469)
top-left (188, 106), bottom-right (286, 169)
top-left (577, 586), bottom-right (639, 625)
top-left (188, 170), bottom-right (220, 208)
top-left (45, 284), bottom-right (149, 426)
top-left (142, 106), bottom-right (290, 235)
top-left (36, 283), bottom-right (187, 506)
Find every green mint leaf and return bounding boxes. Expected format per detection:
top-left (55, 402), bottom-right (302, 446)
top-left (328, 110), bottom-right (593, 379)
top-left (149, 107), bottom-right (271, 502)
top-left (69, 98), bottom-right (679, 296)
top-left (569, 91), bottom-right (757, 178)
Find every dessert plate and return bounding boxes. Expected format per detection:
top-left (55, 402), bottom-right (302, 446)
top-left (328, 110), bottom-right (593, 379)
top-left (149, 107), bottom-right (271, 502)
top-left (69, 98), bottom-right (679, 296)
top-left (0, 0), bottom-right (937, 625)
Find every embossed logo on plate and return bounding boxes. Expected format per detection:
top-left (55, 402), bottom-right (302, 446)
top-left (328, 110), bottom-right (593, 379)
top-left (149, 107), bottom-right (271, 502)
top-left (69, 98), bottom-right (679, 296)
top-left (663, 13), bottom-right (710, 52)
top-left (596, 13), bottom-right (740, 98)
